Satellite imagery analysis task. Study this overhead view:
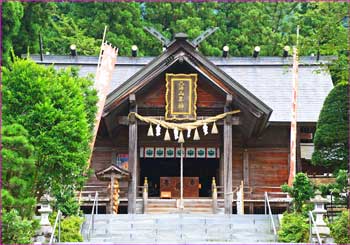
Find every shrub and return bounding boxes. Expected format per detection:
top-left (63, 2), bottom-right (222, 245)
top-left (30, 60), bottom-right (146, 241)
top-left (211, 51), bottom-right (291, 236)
top-left (330, 211), bottom-right (350, 244)
top-left (51, 215), bottom-right (84, 242)
top-left (2, 209), bottom-right (38, 244)
top-left (281, 172), bottom-right (315, 212)
top-left (278, 212), bottom-right (309, 243)
top-left (317, 169), bottom-right (347, 204)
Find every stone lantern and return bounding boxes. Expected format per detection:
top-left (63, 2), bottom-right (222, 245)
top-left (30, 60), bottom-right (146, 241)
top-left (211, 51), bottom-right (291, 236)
top-left (35, 193), bottom-right (54, 243)
top-left (310, 190), bottom-right (332, 243)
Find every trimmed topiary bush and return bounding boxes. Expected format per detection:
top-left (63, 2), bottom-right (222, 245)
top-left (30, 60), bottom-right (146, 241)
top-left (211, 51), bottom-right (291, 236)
top-left (312, 81), bottom-right (349, 171)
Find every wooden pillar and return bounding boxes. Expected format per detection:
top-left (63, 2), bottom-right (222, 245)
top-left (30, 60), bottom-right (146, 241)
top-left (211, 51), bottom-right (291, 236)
top-left (224, 94), bottom-right (233, 214)
top-left (296, 126), bottom-right (302, 173)
top-left (128, 94), bottom-right (138, 214)
top-left (243, 149), bottom-right (249, 186)
top-left (219, 150), bottom-right (224, 186)
top-left (110, 174), bottom-right (114, 214)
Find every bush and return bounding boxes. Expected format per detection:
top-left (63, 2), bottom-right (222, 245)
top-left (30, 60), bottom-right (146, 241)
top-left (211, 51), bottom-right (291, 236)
top-left (278, 212), bottom-right (309, 243)
top-left (330, 211), bottom-right (350, 244)
top-left (2, 209), bottom-right (38, 244)
top-left (312, 81), bottom-right (348, 171)
top-left (318, 169), bottom-right (347, 204)
top-left (281, 172), bottom-right (315, 212)
top-left (51, 215), bottom-right (84, 242)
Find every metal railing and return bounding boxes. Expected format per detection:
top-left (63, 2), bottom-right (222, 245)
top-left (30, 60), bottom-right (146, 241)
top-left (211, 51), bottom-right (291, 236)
top-left (264, 192), bottom-right (277, 241)
top-left (49, 210), bottom-right (62, 244)
top-left (87, 192), bottom-right (98, 241)
top-left (309, 211), bottom-right (322, 244)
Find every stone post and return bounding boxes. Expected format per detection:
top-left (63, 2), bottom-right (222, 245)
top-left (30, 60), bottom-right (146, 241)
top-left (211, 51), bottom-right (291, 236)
top-left (143, 177), bottom-right (148, 214)
top-left (212, 177), bottom-right (217, 214)
top-left (310, 190), bottom-right (333, 243)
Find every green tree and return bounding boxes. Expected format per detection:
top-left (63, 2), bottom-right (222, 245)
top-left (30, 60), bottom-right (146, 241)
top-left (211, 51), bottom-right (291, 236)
top-left (281, 173), bottom-right (315, 212)
top-left (2, 209), bottom-right (38, 244)
top-left (312, 82), bottom-right (348, 171)
top-left (11, 2), bottom-right (55, 56)
top-left (2, 58), bottom-right (98, 215)
top-left (2, 124), bottom-right (36, 218)
top-left (297, 2), bottom-right (348, 84)
top-left (44, 15), bottom-right (100, 55)
top-left (2, 1), bottom-right (24, 65)
top-left (57, 2), bottom-right (152, 56)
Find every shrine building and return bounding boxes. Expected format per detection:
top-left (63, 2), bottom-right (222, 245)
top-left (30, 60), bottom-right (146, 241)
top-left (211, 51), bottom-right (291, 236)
top-left (31, 33), bottom-right (334, 214)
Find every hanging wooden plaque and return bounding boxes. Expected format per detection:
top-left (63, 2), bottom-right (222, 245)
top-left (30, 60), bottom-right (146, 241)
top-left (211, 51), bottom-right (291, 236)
top-left (165, 73), bottom-right (197, 121)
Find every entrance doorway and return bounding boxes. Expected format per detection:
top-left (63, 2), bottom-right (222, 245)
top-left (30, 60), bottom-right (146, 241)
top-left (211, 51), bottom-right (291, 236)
top-left (140, 158), bottom-right (220, 198)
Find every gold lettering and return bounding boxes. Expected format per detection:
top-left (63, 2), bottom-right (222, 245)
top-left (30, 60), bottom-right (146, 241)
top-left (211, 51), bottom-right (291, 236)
top-left (178, 102), bottom-right (185, 109)
top-left (177, 80), bottom-right (186, 111)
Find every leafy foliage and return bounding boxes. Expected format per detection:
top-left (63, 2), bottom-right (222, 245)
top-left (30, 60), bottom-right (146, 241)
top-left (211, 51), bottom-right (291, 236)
top-left (49, 213), bottom-right (84, 242)
top-left (11, 2), bottom-right (56, 56)
top-left (59, 216), bottom-right (84, 242)
top-left (312, 82), bottom-right (349, 170)
top-left (3, 2), bottom-right (347, 84)
top-left (2, 124), bottom-right (36, 218)
top-left (278, 212), bottom-right (309, 243)
top-left (2, 209), bottom-right (39, 244)
top-left (2, 1), bottom-right (24, 65)
top-left (281, 173), bottom-right (315, 212)
top-left (2, 58), bottom-right (98, 215)
top-left (330, 211), bottom-right (350, 244)
top-left (44, 14), bottom-right (100, 55)
top-left (318, 169), bottom-right (348, 205)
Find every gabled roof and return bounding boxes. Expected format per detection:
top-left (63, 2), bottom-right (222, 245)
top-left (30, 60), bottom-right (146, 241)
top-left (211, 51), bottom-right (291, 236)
top-left (29, 50), bottom-right (334, 123)
top-left (103, 35), bottom-right (272, 121)
top-left (95, 164), bottom-right (130, 180)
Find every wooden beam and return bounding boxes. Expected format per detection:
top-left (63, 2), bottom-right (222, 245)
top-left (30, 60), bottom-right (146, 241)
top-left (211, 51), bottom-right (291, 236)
top-left (223, 94), bottom-right (233, 214)
top-left (225, 94), bottom-right (233, 107)
top-left (104, 116), bottom-right (117, 143)
top-left (243, 149), bottom-right (249, 186)
top-left (117, 116), bottom-right (240, 126)
top-left (127, 94), bottom-right (138, 214)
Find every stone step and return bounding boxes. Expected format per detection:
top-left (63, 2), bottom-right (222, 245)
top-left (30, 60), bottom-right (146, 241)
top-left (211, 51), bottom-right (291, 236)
top-left (83, 213), bottom-right (278, 243)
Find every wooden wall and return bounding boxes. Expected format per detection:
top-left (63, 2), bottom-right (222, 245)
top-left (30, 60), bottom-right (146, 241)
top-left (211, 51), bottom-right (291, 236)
top-left (88, 150), bottom-right (112, 185)
top-left (232, 149), bottom-right (243, 187)
top-left (231, 148), bottom-right (289, 190)
top-left (247, 149), bottom-right (289, 187)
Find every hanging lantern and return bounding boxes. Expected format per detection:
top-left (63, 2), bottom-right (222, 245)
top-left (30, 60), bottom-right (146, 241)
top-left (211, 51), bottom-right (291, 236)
top-left (187, 128), bottom-right (192, 138)
top-left (155, 124), bottom-right (161, 136)
top-left (211, 122), bottom-right (218, 134)
top-left (164, 129), bottom-right (171, 141)
top-left (203, 123), bottom-right (209, 135)
top-left (193, 128), bottom-right (200, 140)
top-left (173, 127), bottom-right (179, 140)
top-left (178, 131), bottom-right (185, 143)
top-left (147, 124), bottom-right (154, 136)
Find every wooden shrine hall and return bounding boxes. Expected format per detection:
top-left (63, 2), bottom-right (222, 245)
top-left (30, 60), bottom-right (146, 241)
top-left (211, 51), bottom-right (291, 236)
top-left (31, 33), bottom-right (334, 215)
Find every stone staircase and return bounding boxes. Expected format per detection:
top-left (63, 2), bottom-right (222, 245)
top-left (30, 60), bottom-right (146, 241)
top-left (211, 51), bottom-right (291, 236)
top-left (82, 214), bottom-right (279, 243)
top-left (146, 199), bottom-right (177, 214)
top-left (145, 199), bottom-right (224, 214)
